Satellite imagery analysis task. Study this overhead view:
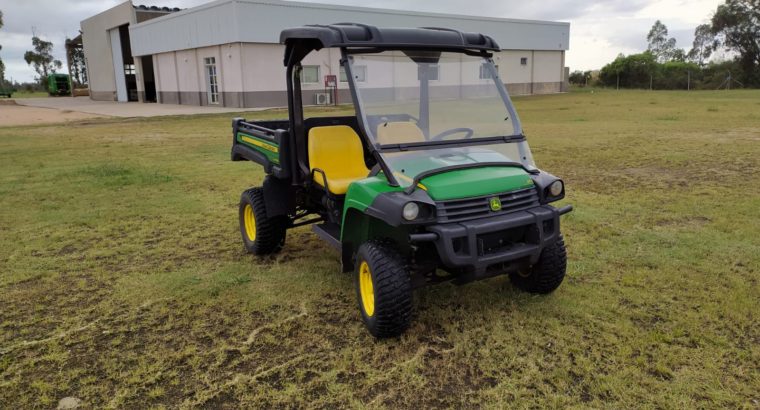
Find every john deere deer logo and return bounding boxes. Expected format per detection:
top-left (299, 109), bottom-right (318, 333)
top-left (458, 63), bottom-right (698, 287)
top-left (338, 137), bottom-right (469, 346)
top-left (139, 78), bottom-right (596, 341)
top-left (489, 197), bottom-right (501, 211)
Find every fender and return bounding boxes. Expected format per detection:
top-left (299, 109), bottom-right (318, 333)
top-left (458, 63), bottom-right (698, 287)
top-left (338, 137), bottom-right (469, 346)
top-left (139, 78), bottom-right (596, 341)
top-left (341, 175), bottom-right (401, 228)
top-left (342, 176), bottom-right (436, 227)
top-left (340, 176), bottom-right (419, 272)
top-left (262, 175), bottom-right (295, 217)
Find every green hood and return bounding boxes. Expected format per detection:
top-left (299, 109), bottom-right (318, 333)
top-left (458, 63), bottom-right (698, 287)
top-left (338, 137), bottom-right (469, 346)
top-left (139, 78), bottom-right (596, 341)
top-left (419, 166), bottom-right (534, 201)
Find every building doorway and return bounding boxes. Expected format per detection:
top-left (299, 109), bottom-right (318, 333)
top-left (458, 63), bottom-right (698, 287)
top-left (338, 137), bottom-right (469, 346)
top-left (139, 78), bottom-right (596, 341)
top-left (109, 24), bottom-right (138, 102)
top-left (108, 27), bottom-right (127, 102)
top-left (141, 56), bottom-right (156, 102)
top-left (119, 25), bottom-right (138, 101)
top-left (204, 57), bottom-right (219, 105)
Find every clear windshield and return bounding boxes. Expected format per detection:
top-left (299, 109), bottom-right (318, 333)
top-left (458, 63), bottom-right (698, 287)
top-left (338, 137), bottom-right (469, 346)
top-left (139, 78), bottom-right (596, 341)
top-left (347, 50), bottom-right (535, 187)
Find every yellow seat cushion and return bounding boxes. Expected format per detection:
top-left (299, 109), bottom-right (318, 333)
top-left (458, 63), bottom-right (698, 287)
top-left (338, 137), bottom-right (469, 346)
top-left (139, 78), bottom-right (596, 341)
top-left (376, 122), bottom-right (426, 144)
top-left (308, 125), bottom-right (370, 195)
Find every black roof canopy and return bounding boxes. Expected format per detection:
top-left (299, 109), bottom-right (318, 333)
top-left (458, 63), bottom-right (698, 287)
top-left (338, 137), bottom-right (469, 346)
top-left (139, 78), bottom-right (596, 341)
top-left (280, 23), bottom-right (500, 66)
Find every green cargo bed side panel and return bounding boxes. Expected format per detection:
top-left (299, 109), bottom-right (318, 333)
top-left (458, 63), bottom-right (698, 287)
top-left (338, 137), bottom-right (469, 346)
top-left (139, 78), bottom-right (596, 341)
top-left (236, 132), bottom-right (280, 164)
top-left (420, 166), bottom-right (534, 200)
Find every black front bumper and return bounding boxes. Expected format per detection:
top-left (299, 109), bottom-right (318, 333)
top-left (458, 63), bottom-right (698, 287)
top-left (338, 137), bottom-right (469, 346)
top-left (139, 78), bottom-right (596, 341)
top-left (418, 205), bottom-right (564, 275)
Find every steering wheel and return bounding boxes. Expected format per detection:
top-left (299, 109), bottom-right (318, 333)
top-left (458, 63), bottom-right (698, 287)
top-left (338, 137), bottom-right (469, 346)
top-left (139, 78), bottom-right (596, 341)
top-left (430, 127), bottom-right (474, 141)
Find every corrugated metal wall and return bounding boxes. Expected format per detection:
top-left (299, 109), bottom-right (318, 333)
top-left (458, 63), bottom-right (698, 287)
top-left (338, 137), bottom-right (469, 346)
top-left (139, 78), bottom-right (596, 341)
top-left (129, 0), bottom-right (569, 57)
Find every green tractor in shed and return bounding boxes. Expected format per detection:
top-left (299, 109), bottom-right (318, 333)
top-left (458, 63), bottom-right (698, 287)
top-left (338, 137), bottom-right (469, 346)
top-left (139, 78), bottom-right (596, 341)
top-left (231, 23), bottom-right (573, 338)
top-left (47, 73), bottom-right (71, 96)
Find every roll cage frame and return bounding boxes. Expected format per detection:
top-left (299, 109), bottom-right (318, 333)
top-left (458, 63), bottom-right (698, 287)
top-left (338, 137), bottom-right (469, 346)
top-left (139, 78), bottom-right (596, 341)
top-left (282, 23), bottom-right (525, 188)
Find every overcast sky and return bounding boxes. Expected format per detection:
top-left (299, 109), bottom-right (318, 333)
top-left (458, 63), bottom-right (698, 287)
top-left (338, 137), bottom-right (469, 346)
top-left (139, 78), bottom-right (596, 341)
top-left (0, 0), bottom-right (723, 83)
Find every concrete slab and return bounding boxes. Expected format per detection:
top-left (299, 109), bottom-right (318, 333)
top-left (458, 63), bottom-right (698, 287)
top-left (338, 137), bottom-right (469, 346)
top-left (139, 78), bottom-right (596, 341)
top-left (0, 102), bottom-right (106, 127)
top-left (13, 97), bottom-right (272, 118)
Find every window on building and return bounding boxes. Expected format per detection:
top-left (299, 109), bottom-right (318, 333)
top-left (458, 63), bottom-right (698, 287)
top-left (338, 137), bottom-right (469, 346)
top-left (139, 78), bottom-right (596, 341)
top-left (520, 57), bottom-right (528, 66)
top-left (417, 64), bottom-right (440, 81)
top-left (302, 65), bottom-right (320, 83)
top-left (340, 65), bottom-right (367, 82)
top-left (124, 64), bottom-right (135, 75)
top-left (430, 64), bottom-right (440, 81)
top-left (204, 57), bottom-right (219, 104)
top-left (479, 64), bottom-right (499, 79)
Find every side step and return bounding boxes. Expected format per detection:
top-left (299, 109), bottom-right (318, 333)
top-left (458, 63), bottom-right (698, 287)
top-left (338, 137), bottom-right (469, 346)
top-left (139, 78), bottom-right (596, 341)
top-left (312, 223), bottom-right (341, 250)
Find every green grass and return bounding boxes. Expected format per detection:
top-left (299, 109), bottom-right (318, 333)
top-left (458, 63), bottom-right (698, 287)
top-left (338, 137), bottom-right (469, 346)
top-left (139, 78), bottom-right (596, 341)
top-left (7, 90), bottom-right (49, 98)
top-left (1, 90), bottom-right (759, 408)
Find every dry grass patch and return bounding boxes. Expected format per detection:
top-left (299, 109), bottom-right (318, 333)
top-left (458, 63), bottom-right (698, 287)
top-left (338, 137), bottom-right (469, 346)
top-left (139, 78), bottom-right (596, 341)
top-left (1, 90), bottom-right (758, 407)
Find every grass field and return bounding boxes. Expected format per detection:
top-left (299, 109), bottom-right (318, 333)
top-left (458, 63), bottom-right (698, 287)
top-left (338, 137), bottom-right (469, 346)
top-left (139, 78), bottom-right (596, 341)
top-left (5, 91), bottom-right (50, 99)
top-left (1, 89), bottom-right (759, 408)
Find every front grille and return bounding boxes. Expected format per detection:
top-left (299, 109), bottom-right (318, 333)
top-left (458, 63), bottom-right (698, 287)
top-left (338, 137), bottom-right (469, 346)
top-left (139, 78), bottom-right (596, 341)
top-left (477, 226), bottom-right (529, 256)
top-left (436, 187), bottom-right (540, 223)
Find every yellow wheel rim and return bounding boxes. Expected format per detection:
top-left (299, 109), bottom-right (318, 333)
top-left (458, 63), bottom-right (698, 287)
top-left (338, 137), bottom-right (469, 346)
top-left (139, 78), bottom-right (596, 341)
top-left (359, 261), bottom-right (375, 317)
top-left (243, 204), bottom-right (256, 241)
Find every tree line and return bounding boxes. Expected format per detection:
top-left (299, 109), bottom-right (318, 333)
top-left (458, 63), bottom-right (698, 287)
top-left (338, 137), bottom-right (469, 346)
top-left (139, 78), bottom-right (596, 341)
top-left (0, 8), bottom-right (87, 91)
top-left (571, 0), bottom-right (759, 90)
top-left (22, 34), bottom-right (87, 90)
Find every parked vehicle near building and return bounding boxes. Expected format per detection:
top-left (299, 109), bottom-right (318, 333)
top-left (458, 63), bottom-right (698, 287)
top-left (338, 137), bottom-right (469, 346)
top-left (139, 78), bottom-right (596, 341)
top-left (47, 74), bottom-right (71, 96)
top-left (0, 87), bottom-right (14, 98)
top-left (232, 24), bottom-right (573, 338)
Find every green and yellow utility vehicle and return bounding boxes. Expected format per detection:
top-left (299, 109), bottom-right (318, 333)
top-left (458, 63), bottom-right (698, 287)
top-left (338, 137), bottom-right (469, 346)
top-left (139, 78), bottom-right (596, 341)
top-left (0, 86), bottom-right (14, 98)
top-left (232, 24), bottom-right (573, 337)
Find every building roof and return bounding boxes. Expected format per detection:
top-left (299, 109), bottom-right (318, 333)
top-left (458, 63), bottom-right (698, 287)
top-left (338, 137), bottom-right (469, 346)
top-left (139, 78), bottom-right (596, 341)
top-left (133, 4), bottom-right (181, 12)
top-left (129, 0), bottom-right (569, 57)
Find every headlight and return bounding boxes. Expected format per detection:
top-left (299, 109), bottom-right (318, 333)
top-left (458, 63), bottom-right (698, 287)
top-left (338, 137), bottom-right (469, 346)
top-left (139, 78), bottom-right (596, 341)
top-left (402, 202), bottom-right (420, 221)
top-left (549, 180), bottom-right (564, 197)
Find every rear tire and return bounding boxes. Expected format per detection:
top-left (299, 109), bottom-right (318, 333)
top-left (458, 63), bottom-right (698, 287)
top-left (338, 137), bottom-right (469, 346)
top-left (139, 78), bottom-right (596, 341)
top-left (239, 187), bottom-right (286, 255)
top-left (509, 235), bottom-right (567, 294)
top-left (354, 241), bottom-right (413, 338)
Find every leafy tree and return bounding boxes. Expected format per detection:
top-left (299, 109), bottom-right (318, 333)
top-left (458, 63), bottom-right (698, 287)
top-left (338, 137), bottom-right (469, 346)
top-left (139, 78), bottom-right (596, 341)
top-left (655, 61), bottom-right (702, 89)
top-left (710, 0), bottom-right (760, 86)
top-left (569, 70), bottom-right (592, 86)
top-left (647, 20), bottom-right (681, 62)
top-left (671, 48), bottom-right (687, 62)
top-left (597, 3), bottom-right (760, 90)
top-left (599, 52), bottom-right (658, 88)
top-left (701, 60), bottom-right (744, 88)
top-left (66, 37), bottom-right (87, 86)
top-left (14, 80), bottom-right (44, 92)
top-left (688, 24), bottom-right (717, 67)
top-left (24, 36), bottom-right (62, 84)
top-left (600, 55), bottom-right (702, 90)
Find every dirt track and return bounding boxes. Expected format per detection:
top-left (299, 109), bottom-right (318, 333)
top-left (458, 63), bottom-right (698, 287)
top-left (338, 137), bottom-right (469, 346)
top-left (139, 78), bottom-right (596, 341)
top-left (0, 102), bottom-right (106, 126)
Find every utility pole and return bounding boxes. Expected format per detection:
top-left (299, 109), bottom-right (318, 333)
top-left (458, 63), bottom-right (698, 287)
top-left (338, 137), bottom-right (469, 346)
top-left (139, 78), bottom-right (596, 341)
top-left (650, 74), bottom-right (653, 91)
top-left (687, 70), bottom-right (690, 91)
top-left (616, 72), bottom-right (620, 90)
